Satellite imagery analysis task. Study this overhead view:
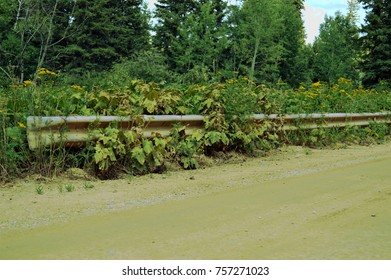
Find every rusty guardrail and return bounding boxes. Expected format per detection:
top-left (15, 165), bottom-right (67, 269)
top-left (27, 115), bottom-right (204, 150)
top-left (27, 112), bottom-right (391, 150)
top-left (256, 112), bottom-right (391, 130)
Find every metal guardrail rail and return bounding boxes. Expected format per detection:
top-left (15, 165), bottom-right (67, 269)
top-left (26, 115), bottom-right (204, 150)
top-left (255, 112), bottom-right (391, 130)
top-left (27, 112), bottom-right (391, 150)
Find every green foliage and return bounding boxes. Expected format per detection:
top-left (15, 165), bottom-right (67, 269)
top-left (65, 184), bottom-right (75, 192)
top-left (359, 0), bottom-right (391, 86)
top-left (35, 185), bottom-right (44, 195)
top-left (0, 0), bottom-right (151, 82)
top-left (52, 0), bottom-right (150, 74)
top-left (227, 0), bottom-right (291, 84)
top-left (168, 124), bottom-right (201, 169)
top-left (1, 0), bottom-right (390, 92)
top-left (172, 0), bottom-right (228, 74)
top-left (153, 0), bottom-right (198, 69)
top-left (0, 0), bottom-right (18, 85)
top-left (91, 123), bottom-right (168, 177)
top-left (83, 182), bottom-right (95, 189)
top-left (312, 10), bottom-right (360, 84)
top-left (286, 122), bottom-right (390, 148)
top-left (107, 49), bottom-right (174, 84)
top-left (93, 127), bottom-right (127, 172)
top-left (180, 78), bottom-right (280, 154)
top-left (278, 0), bottom-right (308, 87)
top-left (1, 74), bottom-right (390, 181)
top-left (270, 79), bottom-right (391, 114)
top-left (1, 0), bottom-right (391, 182)
top-left (0, 105), bottom-right (31, 178)
top-left (367, 122), bottom-right (389, 141)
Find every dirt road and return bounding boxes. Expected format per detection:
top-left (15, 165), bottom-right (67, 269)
top-left (1, 143), bottom-right (391, 260)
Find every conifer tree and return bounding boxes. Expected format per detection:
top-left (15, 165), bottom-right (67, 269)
top-left (0, 0), bottom-right (19, 84)
top-left (293, 0), bottom-right (304, 13)
top-left (278, 0), bottom-right (307, 86)
top-left (360, 0), bottom-right (391, 86)
top-left (54, 0), bottom-right (150, 74)
top-left (153, 0), bottom-right (197, 68)
top-left (171, 0), bottom-right (228, 74)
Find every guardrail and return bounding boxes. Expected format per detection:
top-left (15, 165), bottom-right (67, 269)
top-left (27, 112), bottom-right (391, 150)
top-left (257, 112), bottom-right (391, 130)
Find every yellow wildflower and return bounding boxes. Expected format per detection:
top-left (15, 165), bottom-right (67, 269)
top-left (18, 122), bottom-right (27, 129)
top-left (337, 78), bottom-right (352, 86)
top-left (304, 91), bottom-right (317, 99)
top-left (38, 68), bottom-right (57, 76)
top-left (312, 81), bottom-right (321, 87)
top-left (23, 80), bottom-right (35, 87)
top-left (226, 79), bottom-right (237, 84)
top-left (71, 85), bottom-right (83, 91)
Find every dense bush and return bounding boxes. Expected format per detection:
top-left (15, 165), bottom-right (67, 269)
top-left (0, 72), bottom-right (390, 181)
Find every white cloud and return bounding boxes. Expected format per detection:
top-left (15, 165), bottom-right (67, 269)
top-left (147, 0), bottom-right (157, 10)
top-left (303, 4), bottom-right (326, 44)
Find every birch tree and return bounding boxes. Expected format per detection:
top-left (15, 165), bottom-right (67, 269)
top-left (11, 0), bottom-right (76, 83)
top-left (233, 0), bottom-right (284, 83)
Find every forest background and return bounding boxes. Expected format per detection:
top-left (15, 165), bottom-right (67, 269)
top-left (1, 0), bottom-right (391, 87)
top-left (0, 0), bottom-right (391, 180)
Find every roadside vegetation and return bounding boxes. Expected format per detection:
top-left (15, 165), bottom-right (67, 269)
top-left (1, 73), bottom-right (390, 181)
top-left (1, 0), bottom-right (391, 181)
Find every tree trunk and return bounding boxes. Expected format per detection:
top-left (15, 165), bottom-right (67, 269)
top-left (250, 37), bottom-right (260, 81)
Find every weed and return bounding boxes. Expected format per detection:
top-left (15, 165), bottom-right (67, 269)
top-left (304, 148), bottom-right (312, 155)
top-left (83, 182), bottom-right (95, 189)
top-left (368, 122), bottom-right (389, 141)
top-left (35, 185), bottom-right (44, 195)
top-left (65, 184), bottom-right (75, 192)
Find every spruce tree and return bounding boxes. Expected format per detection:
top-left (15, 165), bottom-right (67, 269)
top-left (278, 0), bottom-right (307, 86)
top-left (171, 0), bottom-right (228, 74)
top-left (0, 0), bottom-right (19, 84)
top-left (53, 0), bottom-right (150, 74)
top-left (153, 0), bottom-right (197, 69)
top-left (360, 0), bottom-right (391, 86)
top-left (293, 0), bottom-right (304, 13)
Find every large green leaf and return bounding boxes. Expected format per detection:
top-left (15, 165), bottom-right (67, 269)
top-left (191, 129), bottom-right (204, 141)
top-left (154, 137), bottom-right (167, 148)
top-left (131, 147), bottom-right (145, 165)
top-left (142, 140), bottom-right (153, 155)
top-left (143, 99), bottom-right (157, 113)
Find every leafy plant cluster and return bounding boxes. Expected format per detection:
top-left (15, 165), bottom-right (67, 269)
top-left (88, 77), bottom-right (280, 177)
top-left (1, 71), bottom-right (390, 181)
top-left (0, 75), bottom-right (281, 180)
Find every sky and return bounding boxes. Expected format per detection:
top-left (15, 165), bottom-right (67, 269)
top-left (146, 0), bottom-right (366, 44)
top-left (302, 0), bottom-right (365, 43)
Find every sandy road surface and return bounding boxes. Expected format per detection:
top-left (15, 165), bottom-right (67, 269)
top-left (0, 143), bottom-right (391, 259)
